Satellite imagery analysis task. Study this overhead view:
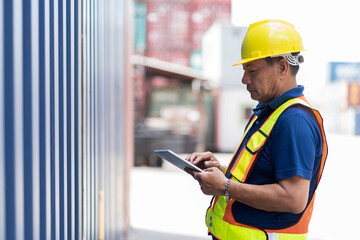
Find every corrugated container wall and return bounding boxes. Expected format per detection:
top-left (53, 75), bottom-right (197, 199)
top-left (0, 0), bottom-right (132, 239)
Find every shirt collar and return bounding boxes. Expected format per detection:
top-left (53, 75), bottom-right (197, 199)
top-left (253, 85), bottom-right (305, 117)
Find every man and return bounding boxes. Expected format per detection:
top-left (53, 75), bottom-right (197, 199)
top-left (186, 19), bottom-right (328, 240)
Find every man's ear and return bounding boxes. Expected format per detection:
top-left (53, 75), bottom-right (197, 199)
top-left (278, 58), bottom-right (289, 75)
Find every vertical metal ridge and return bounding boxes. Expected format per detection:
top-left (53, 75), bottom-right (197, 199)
top-left (67, 0), bottom-right (75, 239)
top-left (0, 0), bottom-right (5, 238)
top-left (44, 0), bottom-right (51, 239)
top-left (62, 0), bottom-right (68, 237)
top-left (74, 0), bottom-right (82, 239)
top-left (90, 0), bottom-right (96, 238)
top-left (93, 0), bottom-right (99, 238)
top-left (58, 0), bottom-right (69, 238)
top-left (4, 2), bottom-right (16, 239)
top-left (31, 0), bottom-right (40, 239)
top-left (49, 0), bottom-right (56, 238)
top-left (87, 2), bottom-right (92, 236)
top-left (63, 0), bottom-right (68, 237)
top-left (22, 0), bottom-right (34, 238)
top-left (38, 0), bottom-right (47, 238)
top-left (57, 0), bottom-right (64, 238)
top-left (103, 3), bottom-right (111, 237)
top-left (53, 0), bottom-right (60, 239)
top-left (13, 0), bottom-right (25, 239)
top-left (83, 0), bottom-right (90, 237)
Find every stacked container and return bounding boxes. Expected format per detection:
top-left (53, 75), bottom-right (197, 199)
top-left (139, 0), bottom-right (231, 67)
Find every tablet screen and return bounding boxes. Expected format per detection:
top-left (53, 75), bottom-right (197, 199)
top-left (154, 149), bottom-right (204, 173)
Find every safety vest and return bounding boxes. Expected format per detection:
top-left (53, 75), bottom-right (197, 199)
top-left (206, 96), bottom-right (328, 240)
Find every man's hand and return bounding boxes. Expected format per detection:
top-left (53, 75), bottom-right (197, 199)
top-left (185, 166), bottom-right (228, 196)
top-left (197, 167), bottom-right (228, 196)
top-left (185, 151), bottom-right (226, 172)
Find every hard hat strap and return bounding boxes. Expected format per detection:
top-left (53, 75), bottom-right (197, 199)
top-left (284, 54), bottom-right (304, 66)
top-left (268, 53), bottom-right (304, 66)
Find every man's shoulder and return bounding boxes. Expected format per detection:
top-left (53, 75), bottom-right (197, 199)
top-left (277, 104), bottom-right (319, 126)
top-left (271, 105), bottom-right (321, 143)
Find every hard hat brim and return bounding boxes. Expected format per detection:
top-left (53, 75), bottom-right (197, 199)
top-left (232, 58), bottom-right (254, 66)
top-left (232, 50), bottom-right (306, 66)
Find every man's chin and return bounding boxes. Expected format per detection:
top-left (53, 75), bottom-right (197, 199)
top-left (249, 92), bottom-right (259, 101)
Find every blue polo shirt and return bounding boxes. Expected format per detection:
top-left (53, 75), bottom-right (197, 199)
top-left (225, 85), bottom-right (324, 229)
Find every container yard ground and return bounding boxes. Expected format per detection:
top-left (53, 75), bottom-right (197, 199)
top-left (129, 134), bottom-right (360, 240)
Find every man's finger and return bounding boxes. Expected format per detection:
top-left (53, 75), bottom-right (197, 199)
top-left (185, 168), bottom-right (200, 181)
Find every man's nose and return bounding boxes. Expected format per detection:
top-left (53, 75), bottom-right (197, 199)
top-left (242, 72), bottom-right (250, 84)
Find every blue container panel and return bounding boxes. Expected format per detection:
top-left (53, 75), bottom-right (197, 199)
top-left (0, 0), bottom-right (129, 239)
top-left (0, 1), bottom-right (5, 239)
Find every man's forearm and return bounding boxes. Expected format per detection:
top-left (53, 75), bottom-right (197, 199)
top-left (227, 176), bottom-right (309, 214)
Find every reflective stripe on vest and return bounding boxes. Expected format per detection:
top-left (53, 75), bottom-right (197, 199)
top-left (206, 96), bottom-right (328, 240)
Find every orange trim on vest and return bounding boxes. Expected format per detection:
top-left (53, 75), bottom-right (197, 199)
top-left (267, 194), bottom-right (316, 234)
top-left (222, 199), bottom-right (236, 224)
top-left (313, 111), bottom-right (328, 185)
top-left (222, 195), bottom-right (315, 234)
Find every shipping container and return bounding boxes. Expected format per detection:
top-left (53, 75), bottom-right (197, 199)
top-left (141, 0), bottom-right (231, 66)
top-left (169, 3), bottom-right (191, 51)
top-left (146, 50), bottom-right (190, 66)
top-left (146, 50), bottom-right (169, 62)
top-left (146, 1), bottom-right (170, 50)
top-left (189, 1), bottom-right (231, 49)
top-left (169, 51), bottom-right (190, 66)
top-left (0, 0), bottom-right (132, 239)
top-left (190, 3), bottom-right (214, 49)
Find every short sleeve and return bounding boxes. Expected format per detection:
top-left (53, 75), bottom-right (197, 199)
top-left (270, 106), bottom-right (320, 180)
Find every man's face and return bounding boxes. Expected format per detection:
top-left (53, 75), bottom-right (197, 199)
top-left (242, 58), bottom-right (281, 105)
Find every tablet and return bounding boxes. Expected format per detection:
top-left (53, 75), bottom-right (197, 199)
top-left (154, 149), bottom-right (204, 173)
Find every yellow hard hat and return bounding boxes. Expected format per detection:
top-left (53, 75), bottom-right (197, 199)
top-left (233, 19), bottom-right (304, 66)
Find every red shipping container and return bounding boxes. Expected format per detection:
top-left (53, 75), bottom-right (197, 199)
top-left (212, 3), bottom-right (231, 21)
top-left (146, 50), bottom-right (190, 66)
top-left (189, 1), bottom-right (231, 49)
top-left (189, 3), bottom-right (213, 49)
top-left (169, 51), bottom-right (190, 66)
top-left (146, 1), bottom-right (170, 50)
top-left (168, 3), bottom-right (191, 51)
top-left (146, 0), bottom-right (193, 52)
top-left (146, 50), bottom-right (170, 62)
top-left (142, 0), bottom-right (231, 66)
